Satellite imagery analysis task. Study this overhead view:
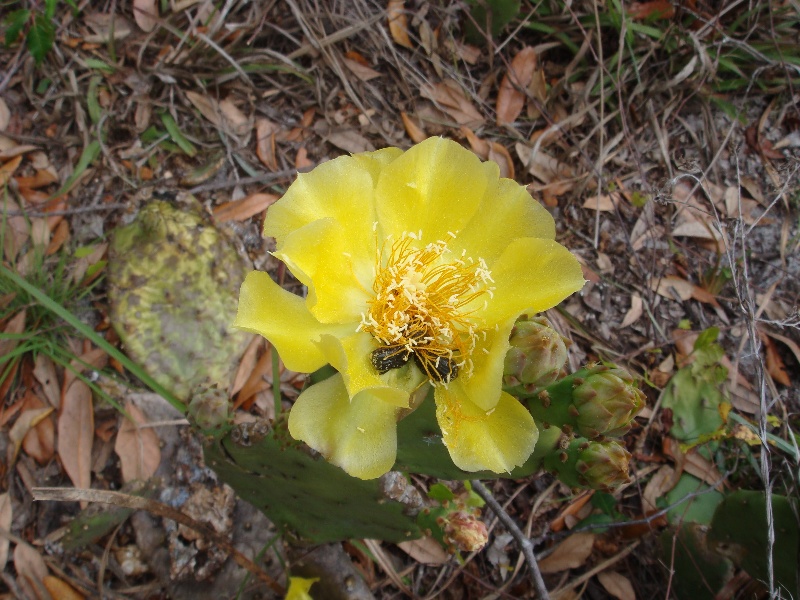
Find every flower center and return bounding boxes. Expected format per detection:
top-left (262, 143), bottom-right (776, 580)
top-left (358, 232), bottom-right (494, 382)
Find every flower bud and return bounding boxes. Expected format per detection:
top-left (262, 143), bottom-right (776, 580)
top-left (442, 511), bottom-right (489, 552)
top-left (572, 366), bottom-right (644, 439)
top-left (575, 440), bottom-right (631, 491)
top-left (504, 316), bottom-right (569, 390)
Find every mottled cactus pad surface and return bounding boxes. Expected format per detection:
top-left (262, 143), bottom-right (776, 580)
top-left (108, 198), bottom-right (252, 402)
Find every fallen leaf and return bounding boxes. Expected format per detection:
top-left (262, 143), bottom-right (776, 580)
top-left (550, 491), bottom-right (593, 532)
top-left (342, 57), bottom-right (382, 82)
top-left (21, 392), bottom-right (55, 464)
top-left (0, 155), bottom-right (22, 188)
top-left (115, 400), bottom-right (161, 483)
top-left (642, 465), bottom-right (677, 511)
top-left (762, 329), bottom-right (800, 366)
top-left (218, 98), bottom-right (251, 137)
top-left (0, 493), bottom-right (12, 569)
top-left (583, 193), bottom-right (619, 211)
top-left (230, 336), bottom-right (262, 396)
top-left (213, 193), bottom-right (279, 223)
top-left (132, 0), bottom-right (158, 32)
top-left (0, 311), bottom-right (26, 370)
top-left (400, 112), bottom-right (427, 143)
top-left (58, 379), bottom-right (94, 498)
top-left (759, 330), bottom-right (791, 386)
top-left (628, 0), bottom-right (675, 20)
top-left (597, 571), bottom-right (636, 600)
top-left (620, 293), bottom-right (643, 328)
top-left (255, 118), bottom-right (280, 171)
top-left (650, 275), bottom-right (694, 301)
top-left (488, 142), bottom-right (514, 179)
top-left (497, 46), bottom-right (537, 125)
top-left (0, 97), bottom-right (9, 130)
top-left (295, 147), bottom-right (312, 169)
top-left (46, 219), bottom-right (70, 256)
top-left (315, 122), bottom-right (373, 153)
top-left (14, 543), bottom-right (49, 600)
top-left (461, 126), bottom-right (489, 158)
top-left (8, 406), bottom-right (53, 468)
top-left (420, 80), bottom-right (484, 126)
top-left (397, 537), bottom-right (449, 565)
top-left (43, 575), bottom-right (84, 600)
top-left (538, 532), bottom-right (595, 573)
top-left (387, 0), bottom-right (413, 49)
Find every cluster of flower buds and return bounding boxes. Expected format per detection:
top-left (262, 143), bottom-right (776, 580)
top-left (571, 366), bottom-right (645, 439)
top-left (543, 437), bottom-right (632, 491)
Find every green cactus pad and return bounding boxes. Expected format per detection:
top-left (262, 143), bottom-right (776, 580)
top-left (108, 198), bottom-right (252, 403)
top-left (204, 419), bottom-right (426, 544)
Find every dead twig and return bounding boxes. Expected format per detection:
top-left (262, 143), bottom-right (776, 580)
top-left (471, 480), bottom-right (550, 600)
top-left (31, 487), bottom-right (284, 595)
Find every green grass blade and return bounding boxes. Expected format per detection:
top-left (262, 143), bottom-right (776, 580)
top-left (0, 265), bottom-right (186, 413)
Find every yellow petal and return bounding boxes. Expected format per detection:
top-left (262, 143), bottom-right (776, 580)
top-left (375, 137), bottom-right (496, 243)
top-left (234, 271), bottom-right (350, 373)
top-left (275, 218), bottom-right (373, 324)
top-left (447, 317), bottom-right (517, 411)
top-left (315, 332), bottom-right (425, 408)
top-left (288, 374), bottom-right (399, 479)
top-left (285, 577), bottom-right (318, 600)
top-left (435, 389), bottom-right (539, 473)
top-left (264, 154), bottom-right (377, 247)
top-left (483, 237), bottom-right (585, 323)
top-left (450, 178), bottom-right (556, 264)
top-left (352, 147), bottom-right (404, 183)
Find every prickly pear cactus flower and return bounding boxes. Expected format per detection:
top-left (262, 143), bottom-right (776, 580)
top-left (235, 138), bottom-right (585, 479)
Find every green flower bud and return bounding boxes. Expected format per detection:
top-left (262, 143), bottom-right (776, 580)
top-left (575, 440), bottom-right (631, 491)
top-left (504, 316), bottom-right (569, 390)
top-left (572, 366), bottom-right (644, 439)
top-left (188, 387), bottom-right (232, 433)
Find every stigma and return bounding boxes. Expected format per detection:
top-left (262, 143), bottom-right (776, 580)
top-left (358, 233), bottom-right (494, 383)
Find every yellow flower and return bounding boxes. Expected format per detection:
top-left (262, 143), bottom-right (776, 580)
top-left (284, 576), bottom-right (318, 600)
top-left (235, 138), bottom-right (585, 480)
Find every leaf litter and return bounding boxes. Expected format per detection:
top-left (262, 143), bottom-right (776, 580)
top-left (0, 0), bottom-right (798, 597)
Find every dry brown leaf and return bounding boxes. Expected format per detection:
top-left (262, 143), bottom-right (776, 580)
top-left (2, 195), bottom-right (30, 261)
top-left (21, 393), bottom-right (55, 464)
top-left (218, 99), bottom-right (251, 137)
top-left (420, 80), bottom-right (484, 126)
top-left (0, 97), bottom-right (9, 130)
top-left (58, 380), bottom-right (94, 501)
top-left (0, 310), bottom-right (26, 367)
top-left (683, 449), bottom-right (723, 486)
top-left (516, 143), bottom-right (575, 185)
top-left (461, 126), bottom-right (489, 157)
top-left (583, 193), bottom-right (619, 211)
top-left (213, 193), bottom-right (279, 223)
top-left (0, 493), bottom-right (12, 570)
top-left (762, 329), bottom-right (800, 366)
top-left (14, 543), bottom-right (49, 600)
top-left (496, 46), bottom-right (537, 125)
top-left (63, 347), bottom-right (107, 391)
top-left (295, 147), bottom-right (312, 169)
top-left (628, 0), bottom-right (675, 20)
top-left (620, 293), bottom-right (643, 328)
top-left (488, 142), bottom-right (514, 179)
top-left (315, 123), bottom-right (373, 153)
top-left (597, 571), bottom-right (636, 600)
top-left (43, 575), bottom-right (84, 600)
top-left (8, 406), bottom-right (53, 468)
top-left (642, 465), bottom-right (677, 511)
top-left (115, 401), bottom-right (161, 483)
top-left (758, 330), bottom-right (791, 386)
top-left (0, 155), bottom-right (22, 186)
top-left (255, 118), bottom-right (280, 171)
top-left (538, 532), bottom-right (595, 574)
top-left (650, 275), bottom-right (694, 301)
top-left (342, 57), bottom-right (382, 82)
top-left (387, 0), bottom-right (413, 49)
top-left (550, 491), bottom-right (593, 532)
top-left (132, 0), bottom-right (158, 32)
top-left (46, 219), bottom-right (70, 256)
top-left (186, 91), bottom-right (223, 128)
top-left (400, 112), bottom-right (427, 143)
top-left (230, 336), bottom-right (262, 396)
top-left (397, 537), bottom-right (449, 565)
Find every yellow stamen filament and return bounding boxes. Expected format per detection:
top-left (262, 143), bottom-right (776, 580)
top-left (358, 234), bottom-right (493, 382)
